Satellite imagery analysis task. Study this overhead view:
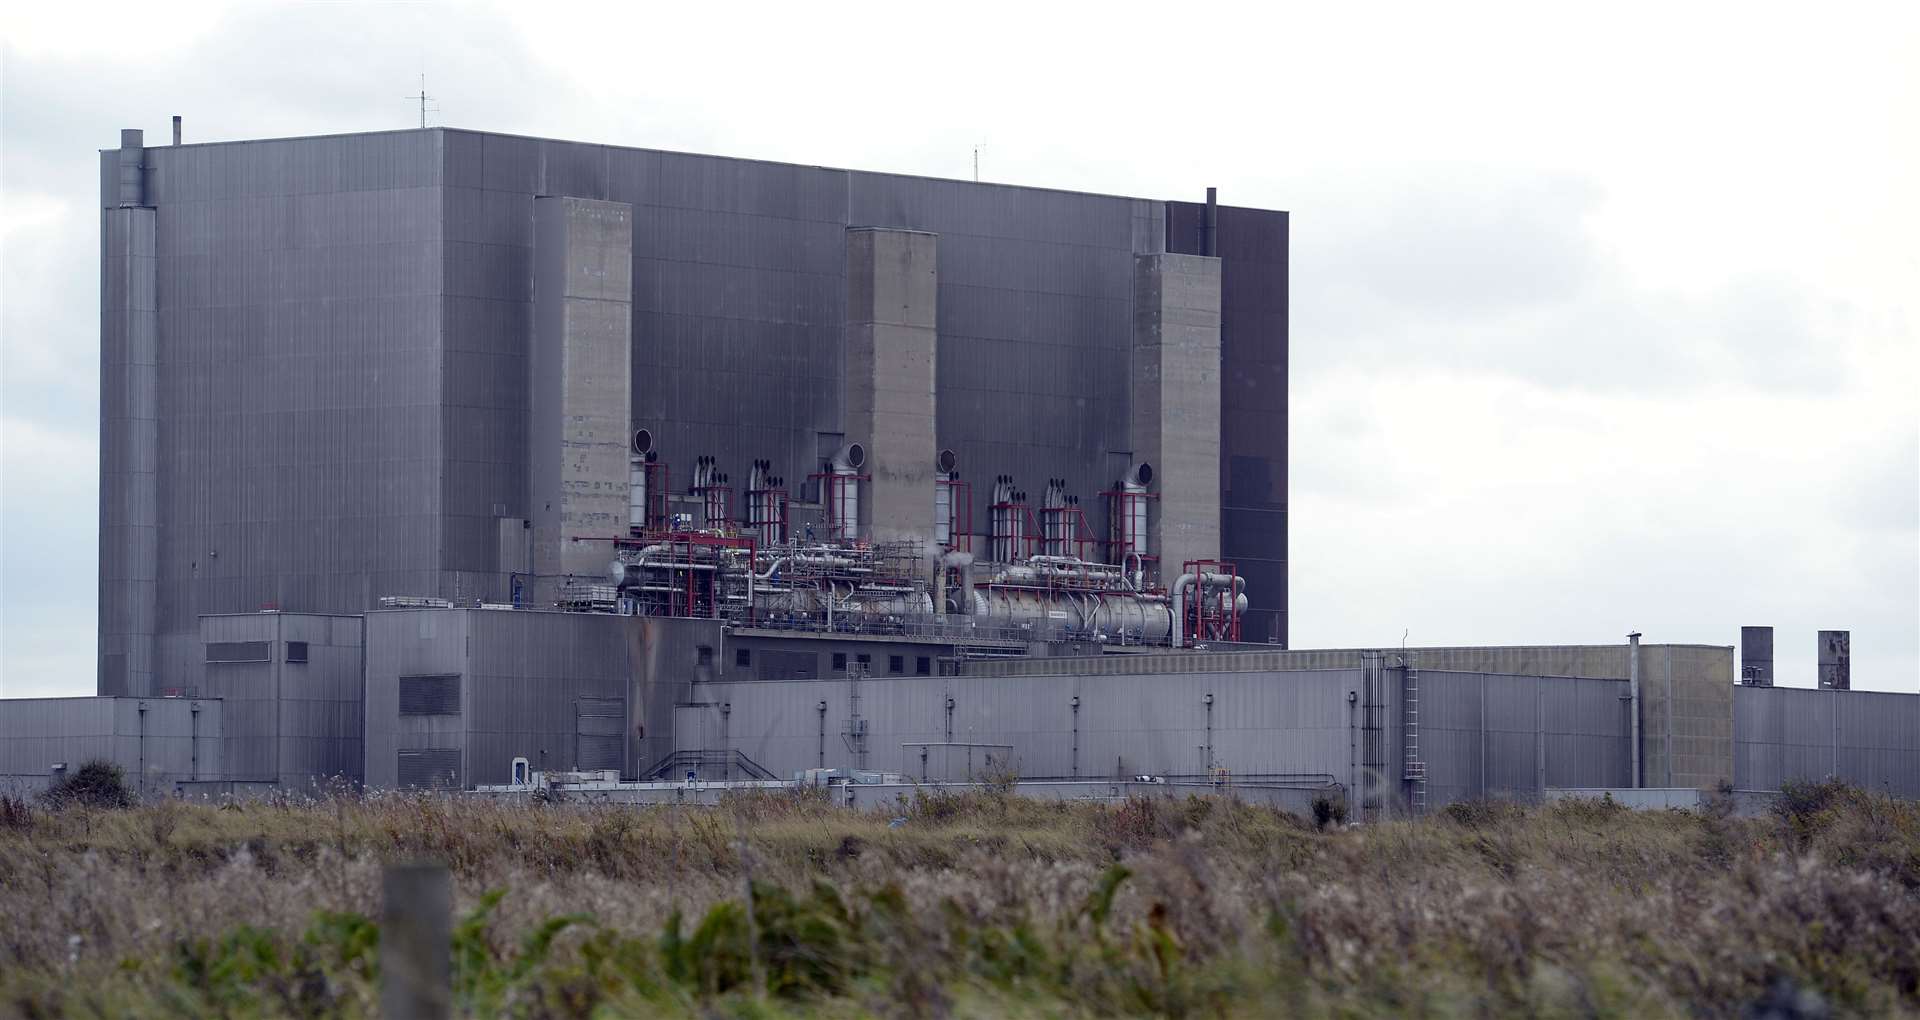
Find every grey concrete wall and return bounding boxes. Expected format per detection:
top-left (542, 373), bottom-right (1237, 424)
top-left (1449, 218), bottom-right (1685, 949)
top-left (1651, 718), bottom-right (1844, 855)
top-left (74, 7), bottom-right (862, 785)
top-left (0, 696), bottom-right (222, 793)
top-left (531, 197), bottom-right (632, 583)
top-left (845, 228), bottom-right (938, 547)
top-left (1130, 253), bottom-right (1222, 581)
top-left (1635, 643), bottom-right (1734, 791)
top-left (1735, 685), bottom-right (1920, 797)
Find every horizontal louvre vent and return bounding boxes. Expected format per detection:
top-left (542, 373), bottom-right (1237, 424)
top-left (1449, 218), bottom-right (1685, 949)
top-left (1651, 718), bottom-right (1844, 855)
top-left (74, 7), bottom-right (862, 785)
top-left (577, 735), bottom-right (622, 771)
top-left (575, 698), bottom-right (624, 772)
top-left (399, 674), bottom-right (461, 716)
top-left (397, 749), bottom-right (462, 790)
top-left (206, 641), bottom-right (271, 663)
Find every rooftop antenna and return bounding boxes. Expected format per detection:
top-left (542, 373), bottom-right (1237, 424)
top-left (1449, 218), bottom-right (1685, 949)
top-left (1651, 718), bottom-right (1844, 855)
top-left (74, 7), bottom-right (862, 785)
top-left (405, 74), bottom-right (435, 129)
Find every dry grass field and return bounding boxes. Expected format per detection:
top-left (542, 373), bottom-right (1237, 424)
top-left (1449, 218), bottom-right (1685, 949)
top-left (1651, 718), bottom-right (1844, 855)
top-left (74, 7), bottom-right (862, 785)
top-left (1, 774), bottom-right (1916, 1018)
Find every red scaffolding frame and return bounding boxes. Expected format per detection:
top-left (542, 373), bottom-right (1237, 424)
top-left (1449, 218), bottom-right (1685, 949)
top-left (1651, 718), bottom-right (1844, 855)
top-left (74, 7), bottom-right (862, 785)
top-left (808, 470), bottom-right (869, 541)
top-left (1181, 559), bottom-right (1241, 645)
top-left (1101, 486), bottom-right (1159, 581)
top-left (935, 476), bottom-right (973, 552)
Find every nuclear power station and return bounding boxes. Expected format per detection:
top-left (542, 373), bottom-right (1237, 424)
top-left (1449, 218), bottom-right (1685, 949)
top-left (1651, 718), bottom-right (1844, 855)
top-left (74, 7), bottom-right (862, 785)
top-left (0, 124), bottom-right (1913, 811)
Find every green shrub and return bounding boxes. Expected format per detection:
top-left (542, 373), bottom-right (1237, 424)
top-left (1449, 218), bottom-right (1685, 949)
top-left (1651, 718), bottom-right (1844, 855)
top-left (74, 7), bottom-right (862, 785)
top-left (39, 760), bottom-right (135, 810)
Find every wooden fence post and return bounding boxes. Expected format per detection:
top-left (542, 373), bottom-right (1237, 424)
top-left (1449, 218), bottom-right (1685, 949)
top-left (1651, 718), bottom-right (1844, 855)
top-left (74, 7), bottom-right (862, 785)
top-left (381, 862), bottom-right (451, 1019)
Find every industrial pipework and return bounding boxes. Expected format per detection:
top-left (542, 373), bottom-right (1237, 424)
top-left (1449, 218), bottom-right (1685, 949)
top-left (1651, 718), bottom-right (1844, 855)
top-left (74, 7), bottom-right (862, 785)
top-left (1105, 463), bottom-right (1155, 588)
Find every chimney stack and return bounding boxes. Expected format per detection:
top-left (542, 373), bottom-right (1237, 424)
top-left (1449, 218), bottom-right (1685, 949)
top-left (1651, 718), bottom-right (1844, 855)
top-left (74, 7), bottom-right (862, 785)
top-left (1817, 631), bottom-right (1850, 690)
top-left (172, 116), bottom-right (182, 145)
top-left (1739, 626), bottom-right (1774, 686)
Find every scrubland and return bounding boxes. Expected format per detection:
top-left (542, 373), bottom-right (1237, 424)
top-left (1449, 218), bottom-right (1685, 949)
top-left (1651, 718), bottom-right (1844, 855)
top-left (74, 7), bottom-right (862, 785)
top-left (1, 776), bottom-right (1916, 1018)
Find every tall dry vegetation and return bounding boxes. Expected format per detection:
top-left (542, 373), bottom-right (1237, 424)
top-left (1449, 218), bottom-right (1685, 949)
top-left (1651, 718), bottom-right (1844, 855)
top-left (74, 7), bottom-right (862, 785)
top-left (0, 780), bottom-right (1915, 1018)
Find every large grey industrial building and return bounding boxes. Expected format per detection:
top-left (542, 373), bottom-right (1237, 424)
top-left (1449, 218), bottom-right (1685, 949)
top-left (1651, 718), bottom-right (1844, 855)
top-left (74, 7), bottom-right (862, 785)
top-left (3, 123), bottom-right (1915, 811)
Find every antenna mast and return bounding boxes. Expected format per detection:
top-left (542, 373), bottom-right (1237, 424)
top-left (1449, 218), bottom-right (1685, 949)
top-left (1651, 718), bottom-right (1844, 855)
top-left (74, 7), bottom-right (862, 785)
top-left (405, 74), bottom-right (434, 129)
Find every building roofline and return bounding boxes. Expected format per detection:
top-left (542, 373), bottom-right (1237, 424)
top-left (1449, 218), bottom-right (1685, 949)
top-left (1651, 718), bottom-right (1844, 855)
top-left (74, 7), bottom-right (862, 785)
top-left (102, 125), bottom-right (1290, 213)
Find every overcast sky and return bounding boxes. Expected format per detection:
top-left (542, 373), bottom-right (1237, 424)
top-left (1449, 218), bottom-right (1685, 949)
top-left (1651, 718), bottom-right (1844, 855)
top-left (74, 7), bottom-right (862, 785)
top-left (2, 2), bottom-right (1915, 695)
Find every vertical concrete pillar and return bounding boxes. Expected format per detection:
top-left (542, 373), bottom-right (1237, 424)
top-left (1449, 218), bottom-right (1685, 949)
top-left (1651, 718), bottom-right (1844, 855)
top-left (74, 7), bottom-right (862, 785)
top-left (531, 198), bottom-right (633, 584)
top-left (1739, 626), bottom-right (1774, 686)
top-left (99, 129), bottom-right (158, 696)
top-left (844, 228), bottom-right (938, 547)
top-left (1131, 253), bottom-right (1222, 581)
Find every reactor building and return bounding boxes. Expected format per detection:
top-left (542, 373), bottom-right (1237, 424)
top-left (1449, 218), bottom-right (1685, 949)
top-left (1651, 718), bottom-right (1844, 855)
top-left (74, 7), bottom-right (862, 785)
top-left (1, 123), bottom-right (1913, 810)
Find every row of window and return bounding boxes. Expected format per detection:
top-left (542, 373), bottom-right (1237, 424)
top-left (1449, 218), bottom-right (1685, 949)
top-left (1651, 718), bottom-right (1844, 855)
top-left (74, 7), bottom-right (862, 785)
top-left (734, 647), bottom-right (930, 677)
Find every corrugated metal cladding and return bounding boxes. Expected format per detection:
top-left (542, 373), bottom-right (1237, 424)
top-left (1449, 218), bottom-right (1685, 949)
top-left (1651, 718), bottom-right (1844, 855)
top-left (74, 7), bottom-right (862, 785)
top-left (1168, 202), bottom-right (1288, 645)
top-left (364, 609), bottom-right (639, 788)
top-left (197, 613), bottom-right (365, 788)
top-left (130, 132), bottom-right (448, 695)
top-left (689, 666), bottom-right (1627, 809)
top-left (103, 128), bottom-right (1288, 698)
top-left (1735, 686), bottom-right (1920, 798)
top-left (0, 697), bottom-right (223, 791)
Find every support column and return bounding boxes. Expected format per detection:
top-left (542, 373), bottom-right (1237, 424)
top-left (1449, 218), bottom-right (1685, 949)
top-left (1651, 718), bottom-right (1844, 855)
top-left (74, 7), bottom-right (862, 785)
top-left (844, 228), bottom-right (938, 547)
top-left (99, 128), bottom-right (158, 696)
top-left (531, 198), bottom-right (633, 584)
top-left (1131, 253), bottom-right (1222, 580)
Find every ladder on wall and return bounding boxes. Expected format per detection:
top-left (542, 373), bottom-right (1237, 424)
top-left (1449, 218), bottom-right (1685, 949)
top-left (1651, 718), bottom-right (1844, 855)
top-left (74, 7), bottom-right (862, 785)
top-left (1403, 663), bottom-right (1427, 814)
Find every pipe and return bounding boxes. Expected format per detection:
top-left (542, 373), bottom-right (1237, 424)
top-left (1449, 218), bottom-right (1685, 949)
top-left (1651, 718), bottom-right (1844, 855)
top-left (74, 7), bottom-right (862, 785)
top-left (1203, 187), bottom-right (1219, 257)
top-left (1171, 572), bottom-right (1247, 646)
top-left (172, 116), bottom-right (182, 146)
top-left (1628, 631), bottom-right (1642, 789)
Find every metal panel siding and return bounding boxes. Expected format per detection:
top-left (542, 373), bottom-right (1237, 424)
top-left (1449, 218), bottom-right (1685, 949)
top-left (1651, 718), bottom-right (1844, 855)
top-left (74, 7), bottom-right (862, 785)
top-left (1734, 686), bottom-right (1920, 797)
top-left (124, 131), bottom-right (449, 700)
top-left (0, 697), bottom-right (222, 790)
top-left (108, 126), bottom-right (1298, 700)
top-left (1168, 203), bottom-right (1288, 642)
top-left (699, 669), bottom-right (1365, 783)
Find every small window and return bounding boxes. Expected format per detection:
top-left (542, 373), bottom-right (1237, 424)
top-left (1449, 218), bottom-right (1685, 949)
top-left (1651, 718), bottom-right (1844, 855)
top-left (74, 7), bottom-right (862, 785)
top-left (916, 656), bottom-right (931, 676)
top-left (831, 652), bottom-right (847, 672)
top-left (285, 641), bottom-right (309, 664)
top-left (856, 653), bottom-right (871, 672)
top-left (697, 646), bottom-right (713, 666)
top-left (888, 655), bottom-right (904, 675)
top-left (735, 648), bottom-right (751, 668)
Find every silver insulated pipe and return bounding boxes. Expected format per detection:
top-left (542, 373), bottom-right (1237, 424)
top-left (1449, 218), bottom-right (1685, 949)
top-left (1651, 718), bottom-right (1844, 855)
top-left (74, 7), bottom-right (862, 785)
top-left (829, 443), bottom-right (865, 540)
